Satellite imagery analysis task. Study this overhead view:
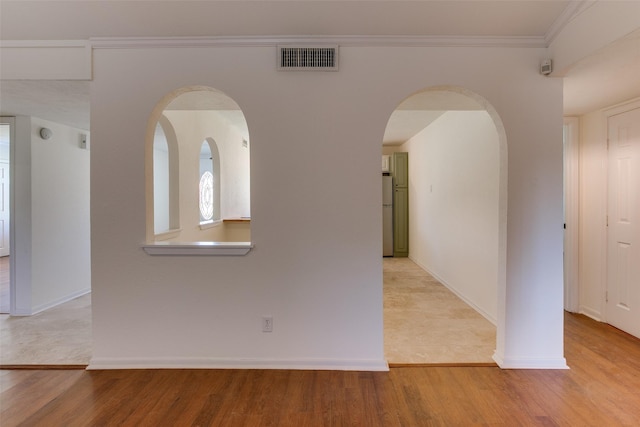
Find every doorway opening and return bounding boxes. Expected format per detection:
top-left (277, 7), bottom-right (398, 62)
top-left (381, 86), bottom-right (507, 365)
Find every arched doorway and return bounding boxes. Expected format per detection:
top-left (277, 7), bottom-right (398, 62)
top-left (382, 86), bottom-right (507, 365)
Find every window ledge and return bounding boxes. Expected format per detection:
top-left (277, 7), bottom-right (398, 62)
top-left (154, 228), bottom-right (182, 241)
top-left (142, 241), bottom-right (253, 256)
top-left (223, 217), bottom-right (251, 223)
top-left (199, 220), bottom-right (222, 230)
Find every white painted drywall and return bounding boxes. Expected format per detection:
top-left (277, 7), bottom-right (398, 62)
top-left (153, 125), bottom-right (170, 234)
top-left (578, 109), bottom-right (608, 320)
top-left (30, 118), bottom-right (91, 311)
top-left (9, 116), bottom-right (33, 315)
top-left (25, 118), bottom-right (91, 313)
top-left (88, 43), bottom-right (564, 370)
top-left (402, 110), bottom-right (499, 323)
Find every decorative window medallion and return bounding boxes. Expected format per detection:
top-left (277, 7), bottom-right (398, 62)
top-left (199, 171), bottom-right (214, 221)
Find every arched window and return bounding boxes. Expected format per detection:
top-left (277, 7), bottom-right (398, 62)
top-left (199, 139), bottom-right (221, 224)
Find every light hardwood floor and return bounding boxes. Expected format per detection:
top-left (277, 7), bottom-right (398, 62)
top-left (1, 258), bottom-right (494, 366)
top-left (2, 313), bottom-right (640, 425)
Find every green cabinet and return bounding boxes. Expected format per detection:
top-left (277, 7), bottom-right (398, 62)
top-left (391, 152), bottom-right (409, 257)
top-left (390, 152), bottom-right (408, 188)
top-left (393, 187), bottom-right (409, 257)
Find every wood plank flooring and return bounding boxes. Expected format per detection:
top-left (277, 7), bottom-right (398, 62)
top-left (2, 312), bottom-right (639, 426)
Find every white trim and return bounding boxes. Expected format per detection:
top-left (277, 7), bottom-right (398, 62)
top-left (87, 357), bottom-right (389, 371)
top-left (544, 1), bottom-right (596, 46)
top-left (13, 288), bottom-right (91, 317)
top-left (154, 228), bottom-right (182, 241)
top-left (1, 117), bottom-right (16, 316)
top-left (199, 220), bottom-right (222, 230)
top-left (142, 241), bottom-right (253, 256)
top-left (563, 117), bottom-right (580, 313)
top-left (493, 354), bottom-right (569, 370)
top-left (0, 40), bottom-right (91, 80)
top-left (0, 40), bottom-right (89, 48)
top-left (603, 97), bottom-right (640, 118)
top-left (90, 35), bottom-right (546, 50)
top-left (580, 306), bottom-right (603, 322)
top-left (410, 256), bottom-right (497, 326)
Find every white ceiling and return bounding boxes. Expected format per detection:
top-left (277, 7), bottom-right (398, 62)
top-left (563, 27), bottom-right (640, 116)
top-left (166, 90), bottom-right (250, 141)
top-left (0, 1), bottom-right (571, 40)
top-left (1, 1), bottom-right (639, 143)
top-left (0, 80), bottom-right (90, 131)
top-left (383, 90), bottom-right (484, 145)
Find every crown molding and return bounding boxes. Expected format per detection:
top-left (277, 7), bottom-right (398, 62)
top-left (544, 0), bottom-right (597, 46)
top-left (0, 40), bottom-right (89, 49)
top-left (90, 35), bottom-right (547, 50)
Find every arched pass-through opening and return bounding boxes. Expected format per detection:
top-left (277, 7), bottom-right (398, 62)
top-left (381, 85), bottom-right (507, 365)
top-left (143, 86), bottom-right (253, 256)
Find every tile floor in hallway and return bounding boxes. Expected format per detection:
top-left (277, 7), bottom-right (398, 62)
top-left (383, 257), bottom-right (496, 365)
top-left (0, 293), bottom-right (92, 366)
top-left (0, 258), bottom-right (495, 366)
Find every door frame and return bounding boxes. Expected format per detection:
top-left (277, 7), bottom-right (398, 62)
top-left (563, 117), bottom-right (580, 313)
top-left (0, 117), bottom-right (15, 314)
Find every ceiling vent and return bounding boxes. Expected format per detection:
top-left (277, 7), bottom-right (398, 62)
top-left (277, 45), bottom-right (339, 71)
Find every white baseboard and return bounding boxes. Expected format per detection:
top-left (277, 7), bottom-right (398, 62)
top-left (579, 306), bottom-right (603, 322)
top-left (409, 256), bottom-right (497, 325)
top-left (87, 357), bottom-right (390, 371)
top-left (493, 352), bottom-right (569, 369)
top-left (30, 288), bottom-right (91, 315)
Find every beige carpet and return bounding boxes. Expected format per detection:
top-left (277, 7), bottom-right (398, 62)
top-left (384, 257), bottom-right (496, 365)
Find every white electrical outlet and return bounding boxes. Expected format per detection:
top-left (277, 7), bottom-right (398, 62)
top-left (262, 316), bottom-right (273, 332)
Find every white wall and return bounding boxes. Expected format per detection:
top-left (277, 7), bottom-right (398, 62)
top-left (402, 110), bottom-right (499, 323)
top-left (89, 42), bottom-right (565, 370)
top-left (10, 116), bottom-right (33, 315)
top-left (153, 125), bottom-right (170, 234)
top-left (578, 110), bottom-right (608, 320)
top-left (30, 118), bottom-right (91, 311)
top-left (163, 110), bottom-right (250, 242)
top-left (11, 117), bottom-right (91, 315)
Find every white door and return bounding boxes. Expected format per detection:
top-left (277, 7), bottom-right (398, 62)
top-left (607, 107), bottom-right (640, 338)
top-left (0, 161), bottom-right (9, 257)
